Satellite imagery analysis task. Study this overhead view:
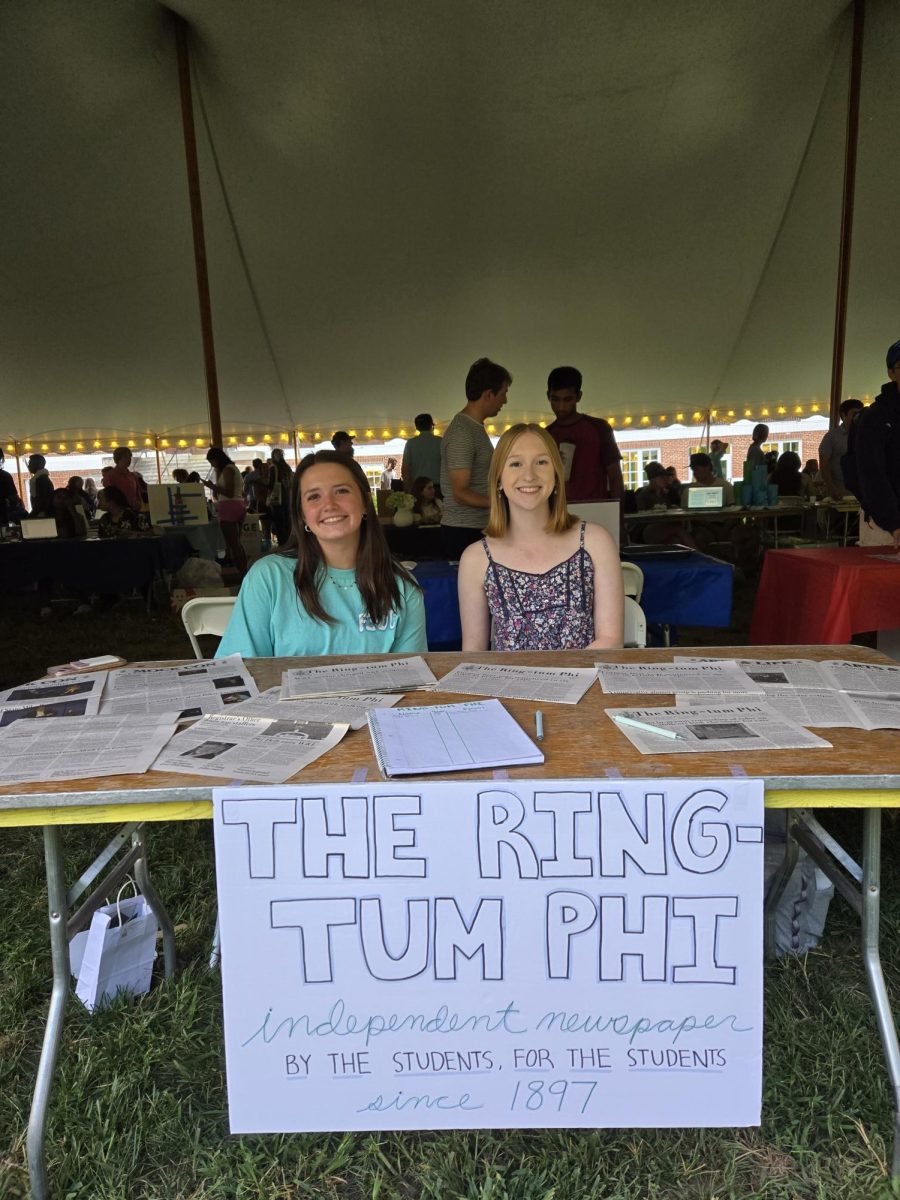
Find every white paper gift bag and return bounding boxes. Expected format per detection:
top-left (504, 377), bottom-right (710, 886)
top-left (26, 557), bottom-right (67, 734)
top-left (72, 894), bottom-right (159, 1012)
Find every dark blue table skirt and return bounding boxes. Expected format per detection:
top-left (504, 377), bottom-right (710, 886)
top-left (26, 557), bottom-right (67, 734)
top-left (0, 535), bottom-right (194, 595)
top-left (621, 549), bottom-right (733, 628)
top-left (411, 561), bottom-right (461, 651)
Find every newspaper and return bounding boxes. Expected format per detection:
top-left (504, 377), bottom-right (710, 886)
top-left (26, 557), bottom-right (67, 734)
top-left (232, 686), bottom-right (400, 730)
top-left (673, 688), bottom-right (863, 729)
top-left (606, 702), bottom-right (832, 754)
top-left (435, 662), bottom-right (597, 704)
top-left (595, 661), bottom-right (763, 695)
top-left (151, 712), bottom-right (349, 783)
top-left (0, 714), bottom-right (179, 785)
top-left (820, 659), bottom-right (900, 696)
top-left (101, 655), bottom-right (259, 719)
top-left (0, 671), bottom-right (107, 723)
top-left (280, 655), bottom-right (437, 699)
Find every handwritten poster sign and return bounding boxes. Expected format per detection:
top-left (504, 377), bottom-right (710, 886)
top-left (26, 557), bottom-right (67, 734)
top-left (213, 778), bottom-right (763, 1133)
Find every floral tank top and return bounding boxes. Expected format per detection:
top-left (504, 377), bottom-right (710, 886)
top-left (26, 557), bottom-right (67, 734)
top-left (482, 522), bottom-right (595, 650)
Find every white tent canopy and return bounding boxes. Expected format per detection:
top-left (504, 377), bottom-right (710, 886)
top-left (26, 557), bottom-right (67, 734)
top-left (3, 0), bottom-right (897, 448)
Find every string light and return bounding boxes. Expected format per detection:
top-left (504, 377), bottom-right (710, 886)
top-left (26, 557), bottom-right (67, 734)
top-left (399, 428), bottom-right (407, 437)
top-left (744, 409), bottom-right (752, 417)
top-left (262, 434), bottom-right (272, 443)
top-left (608, 417), bottom-right (616, 426)
top-left (777, 406), bottom-right (786, 415)
top-left (760, 408), bottom-right (770, 417)
top-left (228, 436), bottom-right (237, 445)
top-left (314, 432), bottom-right (322, 441)
top-left (811, 403), bottom-right (820, 412)
top-left (76, 441), bottom-right (84, 450)
top-left (41, 443), bottom-right (48, 451)
top-left (178, 439), bottom-right (188, 448)
top-left (58, 443), bottom-right (66, 452)
top-left (160, 439), bottom-right (170, 448)
top-left (365, 429), bottom-right (374, 438)
top-left (658, 416), bottom-right (666, 424)
top-left (279, 433), bottom-right (289, 443)
top-left (623, 417), bottom-right (632, 426)
top-left (381, 429), bottom-right (390, 439)
top-left (538, 420), bottom-right (547, 428)
top-left (692, 411), bottom-right (702, 421)
top-left (640, 416), bottom-right (650, 425)
top-left (24, 442), bottom-right (32, 451)
top-left (675, 413), bottom-right (684, 422)
top-left (487, 424), bottom-right (497, 433)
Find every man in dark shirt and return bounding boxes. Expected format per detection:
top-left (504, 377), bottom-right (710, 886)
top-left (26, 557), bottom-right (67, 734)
top-left (854, 339), bottom-right (900, 550)
top-left (546, 366), bottom-right (623, 502)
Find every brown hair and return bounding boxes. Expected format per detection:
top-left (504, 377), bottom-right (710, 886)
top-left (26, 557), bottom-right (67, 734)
top-left (285, 450), bottom-right (417, 625)
top-left (485, 424), bottom-right (575, 538)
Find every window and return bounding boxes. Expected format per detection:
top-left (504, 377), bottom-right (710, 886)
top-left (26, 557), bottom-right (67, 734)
top-left (763, 439), bottom-right (801, 457)
top-left (621, 448), bottom-right (661, 490)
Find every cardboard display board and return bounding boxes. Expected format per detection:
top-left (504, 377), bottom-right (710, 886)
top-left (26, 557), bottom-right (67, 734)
top-left (213, 779), bottom-right (764, 1133)
top-left (147, 483), bottom-right (208, 527)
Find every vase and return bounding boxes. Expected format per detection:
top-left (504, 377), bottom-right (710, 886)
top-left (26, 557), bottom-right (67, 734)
top-left (393, 508), bottom-right (414, 527)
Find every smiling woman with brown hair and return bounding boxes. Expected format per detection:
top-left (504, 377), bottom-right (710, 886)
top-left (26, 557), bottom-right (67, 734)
top-left (457, 424), bottom-right (623, 652)
top-left (217, 450), bottom-right (426, 657)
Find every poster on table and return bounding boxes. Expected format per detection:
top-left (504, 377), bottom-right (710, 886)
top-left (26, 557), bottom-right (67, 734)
top-left (147, 483), bottom-right (208, 526)
top-left (213, 778), bottom-right (764, 1133)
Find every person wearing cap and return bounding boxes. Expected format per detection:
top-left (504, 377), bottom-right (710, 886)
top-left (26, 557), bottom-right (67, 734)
top-left (681, 453), bottom-right (735, 505)
top-left (853, 341), bottom-right (900, 549)
top-left (546, 366), bottom-right (623, 502)
top-left (633, 461), bottom-right (697, 547)
top-left (401, 413), bottom-right (442, 492)
top-left (635, 461), bottom-right (681, 511)
top-left (819, 398), bottom-right (864, 501)
top-left (331, 431), bottom-right (354, 458)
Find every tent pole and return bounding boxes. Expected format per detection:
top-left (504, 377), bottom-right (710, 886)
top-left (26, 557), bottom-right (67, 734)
top-left (13, 440), bottom-right (25, 506)
top-left (292, 429), bottom-right (300, 467)
top-left (829, 0), bottom-right (865, 427)
top-left (173, 13), bottom-right (223, 447)
top-left (154, 436), bottom-right (163, 484)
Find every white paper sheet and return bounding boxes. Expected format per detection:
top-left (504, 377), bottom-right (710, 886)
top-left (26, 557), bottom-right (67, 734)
top-left (151, 712), bottom-right (349, 783)
top-left (213, 779), bottom-right (764, 1132)
top-left (435, 662), bottom-right (597, 704)
top-left (673, 656), bottom-right (833, 691)
top-left (0, 714), bottom-right (178, 784)
top-left (606, 703), bottom-right (832, 753)
top-left (368, 699), bottom-right (544, 776)
top-left (280, 655), bottom-right (437, 699)
top-left (233, 686), bottom-right (400, 730)
top-left (101, 655), bottom-right (258, 719)
top-left (596, 661), bottom-right (763, 696)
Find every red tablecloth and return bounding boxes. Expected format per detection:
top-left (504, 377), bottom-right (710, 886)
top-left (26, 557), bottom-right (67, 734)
top-left (750, 547), bottom-right (900, 644)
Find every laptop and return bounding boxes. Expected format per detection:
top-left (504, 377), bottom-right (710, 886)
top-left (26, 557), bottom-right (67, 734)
top-left (685, 486), bottom-right (724, 510)
top-left (567, 500), bottom-right (620, 550)
top-left (20, 518), bottom-right (59, 540)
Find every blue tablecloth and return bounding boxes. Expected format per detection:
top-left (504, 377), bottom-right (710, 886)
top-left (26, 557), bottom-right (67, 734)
top-left (410, 552), bottom-right (731, 652)
top-left (412, 561), bottom-right (461, 651)
top-left (0, 535), bottom-right (194, 595)
top-left (621, 549), bottom-right (733, 628)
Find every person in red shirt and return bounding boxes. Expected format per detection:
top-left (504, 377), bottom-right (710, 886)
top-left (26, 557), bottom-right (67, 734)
top-left (546, 366), bottom-right (624, 502)
top-left (106, 446), bottom-right (142, 510)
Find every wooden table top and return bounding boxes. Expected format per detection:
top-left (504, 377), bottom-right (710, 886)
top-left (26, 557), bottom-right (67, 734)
top-left (1, 645), bottom-right (898, 820)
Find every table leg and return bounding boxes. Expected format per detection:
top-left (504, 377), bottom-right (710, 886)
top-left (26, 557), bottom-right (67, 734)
top-left (763, 813), bottom-right (800, 958)
top-left (860, 809), bottom-right (900, 1175)
top-left (26, 827), bottom-right (69, 1200)
top-left (132, 826), bottom-right (177, 979)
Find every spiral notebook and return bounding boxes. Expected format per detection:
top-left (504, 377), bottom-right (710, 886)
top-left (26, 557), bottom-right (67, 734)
top-left (367, 699), bottom-right (544, 777)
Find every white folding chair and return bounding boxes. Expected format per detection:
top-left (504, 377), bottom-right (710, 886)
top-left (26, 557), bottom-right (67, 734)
top-left (621, 561), bottom-right (644, 602)
top-left (180, 596), bottom-right (237, 659)
top-left (623, 595), bottom-right (647, 648)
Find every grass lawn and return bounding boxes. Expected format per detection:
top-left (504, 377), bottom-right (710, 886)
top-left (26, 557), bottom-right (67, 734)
top-left (1, 581), bottom-right (899, 1198)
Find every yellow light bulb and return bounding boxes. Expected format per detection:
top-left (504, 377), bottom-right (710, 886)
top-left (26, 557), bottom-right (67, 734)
top-left (161, 439), bottom-right (169, 448)
top-left (365, 429), bottom-right (374, 438)
top-left (623, 417), bottom-right (632, 426)
top-left (314, 432), bottom-right (322, 441)
top-left (263, 434), bottom-right (272, 443)
top-left (228, 436), bottom-right (237, 445)
top-left (58, 443), bottom-right (67, 452)
top-left (93, 440), bottom-right (101, 448)
top-left (279, 433), bottom-right (288, 443)
top-left (811, 403), bottom-right (820, 412)
top-left (41, 443), bottom-right (48, 451)
top-left (658, 416), bottom-right (666, 423)
top-left (608, 417), bottom-right (615, 426)
top-left (76, 442), bottom-right (84, 450)
top-left (504, 423), bottom-right (511, 431)
top-left (675, 413), bottom-right (684, 422)
top-left (692, 411), bottom-right (701, 421)
top-left (761, 408), bottom-right (769, 417)
top-left (487, 424), bottom-right (496, 433)
top-left (727, 410), bottom-right (734, 418)
top-left (381, 430), bottom-right (390, 439)
top-left (178, 439), bottom-right (187, 448)
top-left (777, 406), bottom-right (786, 415)
top-left (538, 420), bottom-right (547, 428)
top-left (399, 428), bottom-right (407, 437)
top-left (349, 430), bottom-right (358, 438)
top-left (640, 416), bottom-right (650, 425)
top-left (24, 442), bottom-right (32, 451)
top-left (744, 409), bottom-right (752, 417)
